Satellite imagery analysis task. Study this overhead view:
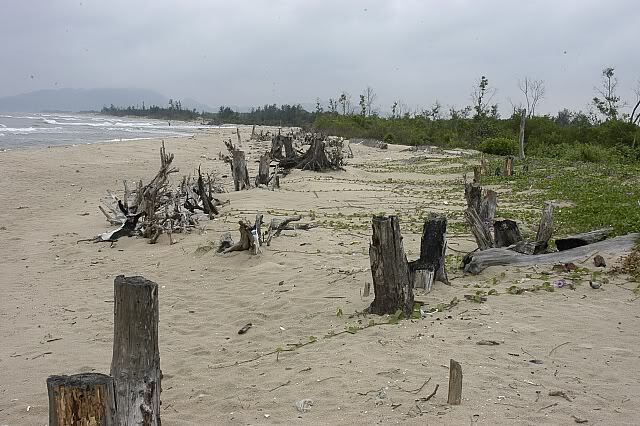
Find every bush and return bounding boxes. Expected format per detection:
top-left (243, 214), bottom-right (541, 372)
top-left (478, 137), bottom-right (518, 156)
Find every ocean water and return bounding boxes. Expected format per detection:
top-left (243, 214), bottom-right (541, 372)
top-left (0, 113), bottom-right (216, 150)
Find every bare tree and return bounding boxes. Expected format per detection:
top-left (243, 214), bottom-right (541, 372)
top-left (364, 86), bottom-right (378, 116)
top-left (518, 77), bottom-right (545, 117)
top-left (338, 91), bottom-right (353, 116)
top-left (630, 80), bottom-right (640, 125)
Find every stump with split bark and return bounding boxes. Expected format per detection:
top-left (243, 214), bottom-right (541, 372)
top-left (534, 201), bottom-right (553, 253)
top-left (255, 152), bottom-right (271, 186)
top-left (409, 214), bottom-right (449, 292)
top-left (270, 135), bottom-right (284, 160)
top-left (111, 275), bottom-right (161, 425)
top-left (47, 373), bottom-right (116, 426)
top-left (223, 214), bottom-right (263, 255)
top-left (368, 216), bottom-right (414, 318)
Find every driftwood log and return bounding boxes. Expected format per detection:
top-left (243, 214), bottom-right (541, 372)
top-left (368, 216), bottom-right (414, 318)
top-left (223, 214), bottom-right (263, 255)
top-left (555, 228), bottom-right (612, 251)
top-left (409, 214), bottom-right (449, 292)
top-left (462, 233), bottom-right (639, 274)
top-left (111, 275), bottom-right (161, 425)
top-left (264, 215), bottom-right (317, 245)
top-left (47, 373), bottom-right (116, 426)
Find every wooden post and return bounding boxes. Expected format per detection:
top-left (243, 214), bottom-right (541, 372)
top-left (111, 276), bottom-right (161, 426)
top-left (518, 108), bottom-right (526, 160)
top-left (236, 127), bottom-right (241, 145)
top-left (447, 359), bottom-right (463, 405)
top-left (503, 156), bottom-right (514, 176)
top-left (409, 214), bottom-right (449, 292)
top-left (255, 152), bottom-right (270, 186)
top-left (47, 373), bottom-right (116, 426)
top-left (534, 201), bottom-right (553, 254)
top-left (494, 219), bottom-right (523, 248)
top-left (368, 216), bottom-right (414, 318)
top-left (231, 149), bottom-right (250, 191)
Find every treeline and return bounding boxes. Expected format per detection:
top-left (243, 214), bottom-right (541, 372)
top-left (102, 99), bottom-right (200, 121)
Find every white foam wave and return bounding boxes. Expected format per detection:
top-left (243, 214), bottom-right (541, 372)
top-left (0, 126), bottom-right (64, 133)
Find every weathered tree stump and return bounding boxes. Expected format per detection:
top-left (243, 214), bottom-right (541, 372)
top-left (283, 135), bottom-right (295, 158)
top-left (473, 166), bottom-right (482, 184)
top-left (231, 149), bottom-right (250, 191)
top-left (464, 184), bottom-right (497, 250)
top-left (447, 359), bottom-right (463, 405)
top-left (270, 135), bottom-right (284, 160)
top-left (47, 373), bottom-right (116, 426)
top-left (518, 108), bottom-right (526, 160)
top-left (494, 219), bottom-right (523, 248)
top-left (464, 183), bottom-right (482, 214)
top-left (255, 152), bottom-right (271, 186)
top-left (503, 155), bottom-right (515, 176)
top-left (197, 166), bottom-right (218, 218)
top-left (368, 216), bottom-right (414, 318)
top-left (465, 208), bottom-right (494, 250)
top-left (223, 214), bottom-right (263, 254)
top-left (409, 214), bottom-right (449, 292)
top-left (111, 275), bottom-right (161, 426)
top-left (534, 201), bottom-right (553, 254)
top-left (555, 228), bottom-right (612, 251)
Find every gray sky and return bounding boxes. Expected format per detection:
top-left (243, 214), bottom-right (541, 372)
top-left (2, 0), bottom-right (639, 115)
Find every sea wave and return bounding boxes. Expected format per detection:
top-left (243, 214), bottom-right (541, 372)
top-left (0, 126), bottom-right (64, 133)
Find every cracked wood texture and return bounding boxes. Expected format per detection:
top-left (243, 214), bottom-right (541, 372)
top-left (111, 275), bottom-right (161, 426)
top-left (47, 373), bottom-right (116, 426)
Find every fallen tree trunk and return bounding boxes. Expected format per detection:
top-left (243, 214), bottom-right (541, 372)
top-left (462, 233), bottom-right (639, 274)
top-left (555, 228), bottom-right (612, 251)
top-left (409, 214), bottom-right (449, 292)
top-left (368, 216), bottom-right (414, 318)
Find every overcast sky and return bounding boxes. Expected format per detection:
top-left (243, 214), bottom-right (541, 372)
top-left (1, 0), bottom-right (639, 115)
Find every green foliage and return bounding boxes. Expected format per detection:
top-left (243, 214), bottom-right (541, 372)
top-left (478, 137), bottom-right (518, 156)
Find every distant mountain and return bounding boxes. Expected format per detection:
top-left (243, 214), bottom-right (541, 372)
top-left (0, 88), bottom-right (214, 113)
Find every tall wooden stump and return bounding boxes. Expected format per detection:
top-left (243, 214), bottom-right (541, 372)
top-left (232, 149), bottom-right (250, 191)
top-left (518, 108), bottom-right (526, 160)
top-left (447, 359), bottom-right (463, 405)
top-left (47, 373), bottom-right (116, 426)
top-left (368, 216), bottom-right (414, 318)
top-left (409, 214), bottom-right (449, 292)
top-left (503, 156), bottom-right (514, 176)
top-left (111, 275), bottom-right (161, 426)
top-left (255, 152), bottom-right (270, 186)
top-left (534, 201), bottom-right (553, 254)
top-left (270, 135), bottom-right (284, 160)
top-left (473, 166), bottom-right (482, 184)
top-left (283, 135), bottom-right (295, 158)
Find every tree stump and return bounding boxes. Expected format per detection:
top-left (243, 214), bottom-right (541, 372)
top-left (270, 135), bottom-right (284, 160)
top-left (464, 184), bottom-right (497, 250)
top-left (283, 135), bottom-right (295, 158)
top-left (111, 275), bottom-right (161, 426)
top-left (368, 216), bottom-right (414, 318)
top-left (494, 219), bottom-right (523, 248)
top-left (47, 373), bottom-right (116, 426)
top-left (473, 166), bottom-right (482, 184)
top-left (503, 156), bottom-right (515, 176)
top-left (409, 214), bottom-right (449, 292)
top-left (447, 359), bottom-right (463, 405)
top-left (231, 149), bottom-right (250, 191)
top-left (255, 152), bottom-right (271, 186)
top-left (223, 214), bottom-right (263, 254)
top-left (464, 183), bottom-right (482, 214)
top-left (534, 201), bottom-right (553, 254)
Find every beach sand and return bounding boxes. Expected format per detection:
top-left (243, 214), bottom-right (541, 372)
top-left (1, 128), bottom-right (639, 425)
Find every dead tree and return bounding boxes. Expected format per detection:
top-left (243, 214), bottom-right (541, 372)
top-left (255, 152), bottom-right (271, 186)
top-left (368, 216), bottom-right (414, 318)
top-left (518, 108), bottom-right (526, 160)
top-left (224, 140), bottom-right (250, 191)
top-left (111, 275), bottom-right (161, 425)
top-left (463, 233), bottom-right (639, 274)
top-left (47, 373), bottom-right (116, 425)
top-left (555, 228), bottom-right (612, 251)
top-left (409, 214), bottom-right (449, 292)
top-left (279, 136), bottom-right (343, 172)
top-left (223, 214), bottom-right (263, 255)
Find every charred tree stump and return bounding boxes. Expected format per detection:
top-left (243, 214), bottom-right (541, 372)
top-left (534, 201), bottom-right (553, 254)
top-left (409, 214), bottom-right (449, 292)
top-left (447, 359), bottom-right (463, 405)
top-left (47, 373), bottom-right (116, 426)
top-left (555, 228), bottom-right (612, 251)
top-left (503, 156), bottom-right (515, 176)
top-left (368, 216), bottom-right (414, 318)
top-left (255, 152), bottom-right (271, 186)
top-left (494, 219), bottom-right (523, 248)
top-left (111, 275), bottom-right (161, 426)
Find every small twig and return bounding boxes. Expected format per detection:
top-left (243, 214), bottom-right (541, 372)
top-left (268, 380), bottom-right (291, 392)
top-left (548, 341), bottom-right (571, 356)
top-left (395, 377), bottom-right (431, 394)
top-left (417, 384), bottom-right (439, 402)
top-left (549, 390), bottom-right (572, 402)
top-left (357, 387), bottom-right (384, 396)
top-left (538, 402), bottom-right (558, 411)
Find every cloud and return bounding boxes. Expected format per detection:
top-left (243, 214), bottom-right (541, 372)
top-left (1, 0), bottom-right (639, 115)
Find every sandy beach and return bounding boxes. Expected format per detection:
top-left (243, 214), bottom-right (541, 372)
top-left (1, 128), bottom-right (639, 425)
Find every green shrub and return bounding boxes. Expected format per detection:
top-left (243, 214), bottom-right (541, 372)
top-left (478, 137), bottom-right (518, 156)
top-left (383, 133), bottom-right (395, 143)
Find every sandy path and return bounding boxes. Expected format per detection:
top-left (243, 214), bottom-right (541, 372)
top-left (1, 129), bottom-right (639, 425)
